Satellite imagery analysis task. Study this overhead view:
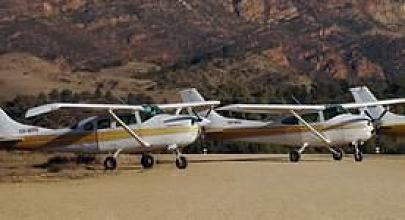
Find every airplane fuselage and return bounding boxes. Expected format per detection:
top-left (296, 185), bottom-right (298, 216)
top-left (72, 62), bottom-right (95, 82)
top-left (205, 114), bottom-right (373, 147)
top-left (0, 114), bottom-right (200, 154)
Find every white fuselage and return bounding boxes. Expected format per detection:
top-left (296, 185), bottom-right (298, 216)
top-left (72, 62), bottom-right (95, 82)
top-left (204, 113), bottom-right (373, 147)
top-left (1, 114), bottom-right (200, 154)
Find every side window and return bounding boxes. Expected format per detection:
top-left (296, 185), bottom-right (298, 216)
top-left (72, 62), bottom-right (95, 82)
top-left (117, 115), bottom-right (137, 126)
top-left (281, 116), bottom-right (299, 125)
top-left (301, 113), bottom-right (319, 123)
top-left (83, 122), bottom-right (94, 131)
top-left (97, 118), bottom-right (111, 129)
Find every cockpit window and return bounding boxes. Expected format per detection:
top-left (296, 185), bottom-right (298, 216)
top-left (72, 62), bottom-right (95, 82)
top-left (301, 113), bottom-right (319, 123)
top-left (140, 105), bottom-right (163, 121)
top-left (323, 106), bottom-right (348, 120)
top-left (97, 118), bottom-right (111, 129)
top-left (83, 122), bottom-right (94, 131)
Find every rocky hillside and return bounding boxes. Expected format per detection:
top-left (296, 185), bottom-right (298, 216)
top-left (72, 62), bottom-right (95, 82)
top-left (0, 0), bottom-right (404, 102)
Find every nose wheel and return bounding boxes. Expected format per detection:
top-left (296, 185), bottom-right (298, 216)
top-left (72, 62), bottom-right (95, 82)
top-left (354, 152), bottom-right (363, 162)
top-left (141, 154), bottom-right (155, 169)
top-left (175, 155), bottom-right (188, 169)
top-left (353, 141), bottom-right (364, 162)
top-left (170, 145), bottom-right (188, 169)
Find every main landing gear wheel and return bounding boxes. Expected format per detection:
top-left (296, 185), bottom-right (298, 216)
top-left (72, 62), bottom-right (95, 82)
top-left (141, 154), bottom-right (155, 169)
top-left (104, 156), bottom-right (117, 170)
top-left (332, 148), bottom-right (344, 161)
top-left (354, 152), bottom-right (363, 162)
top-left (175, 156), bottom-right (188, 169)
top-left (289, 150), bottom-right (301, 162)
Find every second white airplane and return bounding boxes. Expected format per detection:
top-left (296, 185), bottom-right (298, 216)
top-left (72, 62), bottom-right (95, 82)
top-left (180, 89), bottom-right (405, 162)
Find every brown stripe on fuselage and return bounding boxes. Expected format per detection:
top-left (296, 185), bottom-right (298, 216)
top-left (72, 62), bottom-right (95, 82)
top-left (381, 124), bottom-right (405, 135)
top-left (206, 122), bottom-right (366, 140)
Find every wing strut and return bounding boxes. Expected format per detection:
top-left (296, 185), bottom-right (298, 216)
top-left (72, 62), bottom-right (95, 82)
top-left (289, 110), bottom-right (331, 145)
top-left (108, 109), bottom-right (151, 148)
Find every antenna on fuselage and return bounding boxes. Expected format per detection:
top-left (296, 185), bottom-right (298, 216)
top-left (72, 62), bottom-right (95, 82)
top-left (291, 95), bottom-right (302, 104)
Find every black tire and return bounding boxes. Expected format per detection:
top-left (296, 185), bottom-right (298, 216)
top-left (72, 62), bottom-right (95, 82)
top-left (104, 156), bottom-right (117, 170)
top-left (289, 150), bottom-right (301, 162)
top-left (141, 154), bottom-right (155, 169)
top-left (332, 148), bottom-right (344, 161)
top-left (175, 156), bottom-right (188, 169)
top-left (354, 152), bottom-right (363, 162)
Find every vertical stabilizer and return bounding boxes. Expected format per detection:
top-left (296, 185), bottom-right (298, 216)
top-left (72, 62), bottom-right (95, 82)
top-left (179, 88), bottom-right (206, 103)
top-left (350, 86), bottom-right (386, 119)
top-left (179, 88), bottom-right (227, 121)
top-left (0, 108), bottom-right (32, 137)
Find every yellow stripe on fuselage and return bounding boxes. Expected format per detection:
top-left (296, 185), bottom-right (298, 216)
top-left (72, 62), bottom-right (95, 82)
top-left (12, 126), bottom-right (199, 150)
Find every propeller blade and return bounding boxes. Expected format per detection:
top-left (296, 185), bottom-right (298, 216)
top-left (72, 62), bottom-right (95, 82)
top-left (205, 107), bottom-right (213, 118)
top-left (364, 110), bottom-right (375, 121)
top-left (191, 108), bottom-right (202, 121)
top-left (377, 108), bottom-right (389, 121)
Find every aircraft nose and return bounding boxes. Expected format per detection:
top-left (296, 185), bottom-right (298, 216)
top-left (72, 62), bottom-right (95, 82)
top-left (366, 122), bottom-right (375, 137)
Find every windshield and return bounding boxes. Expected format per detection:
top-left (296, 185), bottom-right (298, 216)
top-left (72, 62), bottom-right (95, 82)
top-left (323, 105), bottom-right (349, 120)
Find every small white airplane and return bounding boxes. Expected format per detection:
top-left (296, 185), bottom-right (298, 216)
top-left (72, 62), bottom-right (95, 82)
top-left (0, 101), bottom-right (219, 170)
top-left (180, 88), bottom-right (405, 162)
top-left (350, 86), bottom-right (405, 153)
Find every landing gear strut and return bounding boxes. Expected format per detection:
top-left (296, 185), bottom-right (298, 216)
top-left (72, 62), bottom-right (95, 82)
top-left (141, 153), bottom-right (155, 169)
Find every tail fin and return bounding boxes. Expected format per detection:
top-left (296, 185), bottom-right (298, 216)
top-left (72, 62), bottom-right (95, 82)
top-left (0, 108), bottom-right (32, 136)
top-left (179, 88), bottom-right (206, 103)
top-left (350, 86), bottom-right (386, 119)
top-left (178, 88), bottom-right (269, 129)
top-left (179, 88), bottom-right (227, 121)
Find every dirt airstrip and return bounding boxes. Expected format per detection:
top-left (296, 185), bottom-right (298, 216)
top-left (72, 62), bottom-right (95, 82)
top-left (1, 153), bottom-right (405, 220)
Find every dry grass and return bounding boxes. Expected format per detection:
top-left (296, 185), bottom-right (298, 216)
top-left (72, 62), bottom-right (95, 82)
top-left (0, 53), bottom-right (178, 102)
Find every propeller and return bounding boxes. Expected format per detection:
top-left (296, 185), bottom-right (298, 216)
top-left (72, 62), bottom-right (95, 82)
top-left (364, 108), bottom-right (388, 154)
top-left (190, 107), bottom-right (213, 154)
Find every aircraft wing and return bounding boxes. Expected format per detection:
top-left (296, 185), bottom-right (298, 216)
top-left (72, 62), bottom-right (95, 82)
top-left (157, 101), bottom-right (220, 110)
top-left (25, 103), bottom-right (144, 118)
top-left (25, 101), bottom-right (220, 118)
top-left (341, 99), bottom-right (405, 109)
top-left (217, 104), bottom-right (326, 114)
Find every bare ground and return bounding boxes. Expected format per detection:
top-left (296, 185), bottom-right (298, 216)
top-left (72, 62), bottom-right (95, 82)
top-left (1, 153), bottom-right (405, 220)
